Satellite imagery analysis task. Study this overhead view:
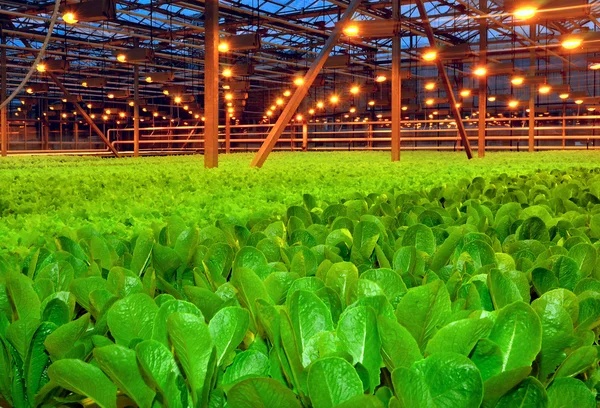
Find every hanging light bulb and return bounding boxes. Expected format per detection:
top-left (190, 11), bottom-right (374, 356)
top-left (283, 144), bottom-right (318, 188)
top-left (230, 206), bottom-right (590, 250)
top-left (425, 98), bottom-right (435, 105)
top-left (562, 36), bottom-right (582, 50)
top-left (350, 85), bottom-right (360, 95)
top-left (538, 84), bottom-right (551, 94)
top-left (343, 24), bottom-right (359, 36)
top-left (105, 109), bottom-right (112, 114)
top-left (402, 106), bottom-right (408, 111)
top-left (473, 67), bottom-right (487, 77)
top-left (218, 42), bottom-right (229, 52)
top-left (329, 95), bottom-right (339, 104)
top-left (508, 100), bottom-right (519, 108)
top-left (425, 82), bottom-right (436, 90)
top-left (375, 73), bottom-right (387, 83)
top-left (308, 108), bottom-right (315, 115)
top-left (224, 93), bottom-right (233, 101)
top-left (103, 114), bottom-right (109, 120)
top-left (349, 105), bottom-right (356, 113)
top-left (174, 96), bottom-right (182, 104)
top-left (422, 50), bottom-right (437, 61)
top-left (296, 114), bottom-right (303, 121)
top-left (128, 100), bottom-right (135, 107)
top-left (183, 105), bottom-right (189, 110)
top-left (316, 101), bottom-right (324, 109)
top-left (589, 62), bottom-right (600, 70)
top-left (90, 114), bottom-right (96, 119)
top-left (145, 76), bottom-right (153, 83)
top-left (559, 92), bottom-right (569, 99)
top-left (119, 112), bottom-right (126, 118)
top-left (107, 92), bottom-right (115, 99)
top-left (36, 63), bottom-right (47, 73)
top-left (459, 89), bottom-right (471, 97)
top-left (266, 110), bottom-right (273, 117)
top-left (116, 53), bottom-right (127, 63)
top-left (222, 68), bottom-right (233, 78)
top-left (283, 90), bottom-right (291, 97)
top-left (86, 103), bottom-right (92, 109)
top-left (487, 96), bottom-right (496, 102)
top-left (293, 76), bottom-right (305, 86)
top-left (368, 100), bottom-right (375, 106)
top-left (62, 12), bottom-right (78, 24)
top-left (575, 99), bottom-right (584, 104)
top-left (276, 98), bottom-right (284, 106)
top-left (513, 6), bottom-right (537, 20)
top-left (511, 76), bottom-right (525, 85)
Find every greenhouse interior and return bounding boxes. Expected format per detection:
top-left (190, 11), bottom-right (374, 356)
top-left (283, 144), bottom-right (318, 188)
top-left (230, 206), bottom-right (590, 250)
top-left (1, 0), bottom-right (600, 407)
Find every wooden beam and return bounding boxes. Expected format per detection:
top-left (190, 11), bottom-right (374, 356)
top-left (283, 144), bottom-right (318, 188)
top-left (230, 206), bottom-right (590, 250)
top-left (528, 23), bottom-right (536, 152)
top-left (478, 0), bottom-right (487, 158)
top-left (134, 63), bottom-right (140, 157)
top-left (250, 0), bottom-right (363, 168)
top-left (225, 117), bottom-right (231, 154)
top-left (414, 0), bottom-right (473, 159)
top-left (204, 0), bottom-right (219, 168)
top-left (1, 27), bottom-right (7, 157)
top-left (391, 0), bottom-right (401, 162)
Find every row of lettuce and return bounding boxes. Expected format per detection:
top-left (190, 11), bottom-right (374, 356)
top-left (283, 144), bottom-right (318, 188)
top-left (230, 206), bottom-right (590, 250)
top-left (1, 166), bottom-right (600, 407)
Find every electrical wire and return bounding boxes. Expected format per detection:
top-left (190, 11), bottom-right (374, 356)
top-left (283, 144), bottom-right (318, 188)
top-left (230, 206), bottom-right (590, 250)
top-left (0, 0), bottom-right (61, 110)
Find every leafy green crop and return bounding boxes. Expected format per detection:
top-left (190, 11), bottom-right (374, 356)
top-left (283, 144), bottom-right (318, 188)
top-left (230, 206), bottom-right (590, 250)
top-left (1, 152), bottom-right (600, 407)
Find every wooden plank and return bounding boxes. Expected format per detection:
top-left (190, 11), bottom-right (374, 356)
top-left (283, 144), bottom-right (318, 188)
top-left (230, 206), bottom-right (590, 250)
top-left (414, 0), bottom-right (473, 159)
top-left (391, 0), bottom-right (401, 161)
top-left (478, 0), bottom-right (487, 158)
top-left (250, 0), bottom-right (363, 168)
top-left (204, 0), bottom-right (219, 168)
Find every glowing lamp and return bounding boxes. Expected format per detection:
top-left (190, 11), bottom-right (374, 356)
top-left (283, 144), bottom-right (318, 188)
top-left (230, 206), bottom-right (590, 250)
top-left (222, 68), bottom-right (232, 77)
top-left (276, 98), bottom-right (284, 106)
top-left (473, 67), bottom-right (487, 76)
top-left (508, 100), bottom-right (518, 108)
top-left (36, 63), bottom-right (46, 73)
top-left (62, 12), bottom-right (78, 24)
top-left (330, 95), bottom-right (339, 104)
top-left (575, 99), bottom-right (583, 104)
top-left (343, 24), bottom-right (359, 36)
top-left (116, 53), bottom-right (127, 63)
top-left (425, 82), bottom-right (435, 91)
top-left (283, 90), bottom-right (291, 97)
top-left (511, 76), bottom-right (524, 85)
top-left (350, 85), bottom-right (360, 95)
top-left (459, 89), bottom-right (471, 97)
top-left (174, 96), bottom-right (182, 104)
top-left (539, 85), bottom-right (551, 94)
top-left (422, 50), bottom-right (437, 61)
top-left (559, 93), bottom-right (569, 99)
top-left (317, 101), bottom-right (324, 109)
top-left (513, 7), bottom-right (537, 20)
top-left (562, 37), bottom-right (582, 50)
top-left (218, 42), bottom-right (229, 52)
top-left (293, 77), bottom-right (305, 86)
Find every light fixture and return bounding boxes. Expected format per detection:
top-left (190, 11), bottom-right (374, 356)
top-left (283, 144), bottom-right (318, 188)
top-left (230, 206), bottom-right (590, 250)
top-left (119, 112), bottom-right (126, 118)
top-left (228, 107), bottom-right (234, 113)
top-left (107, 92), bottom-right (115, 99)
top-left (349, 105), bottom-right (356, 113)
top-left (422, 49), bottom-right (437, 61)
top-left (114, 48), bottom-right (154, 63)
top-left (174, 96), bottom-right (183, 104)
top-left (153, 112), bottom-right (159, 117)
top-left (508, 100), bottom-right (519, 108)
top-left (559, 92), bottom-right (569, 99)
top-left (511, 76), bottom-right (525, 85)
top-left (589, 62), bottom-right (600, 70)
top-left (317, 101), bottom-right (324, 109)
top-left (90, 114), bottom-right (96, 119)
top-left (402, 106), bottom-right (408, 111)
top-left (562, 36), bottom-right (582, 50)
top-left (487, 96), bottom-right (496, 102)
top-left (343, 24), bottom-right (359, 36)
top-left (539, 84), bottom-right (551, 94)
top-left (223, 68), bottom-right (233, 78)
top-left (575, 99), bottom-right (584, 104)
top-left (473, 67), bottom-right (487, 77)
top-left (86, 103), bottom-right (92, 109)
top-left (183, 105), bottom-right (189, 110)
top-left (455, 103), bottom-right (462, 108)
top-left (224, 93), bottom-right (233, 101)
top-left (296, 114), bottom-right (303, 121)
top-left (330, 95), bottom-right (339, 104)
top-left (308, 108), bottom-right (315, 115)
top-left (425, 98), bottom-right (435, 105)
top-left (283, 90), bottom-right (291, 97)
top-left (105, 109), bottom-right (112, 114)
top-left (62, 12), bottom-right (78, 24)
top-left (588, 107), bottom-right (596, 111)
top-left (81, 77), bottom-right (106, 88)
top-left (276, 98), bottom-right (284, 106)
top-left (145, 77), bottom-right (153, 83)
top-left (266, 110), bottom-right (273, 117)
top-left (36, 63), bottom-right (46, 73)
top-left (270, 105), bottom-right (276, 110)
top-left (106, 89), bottom-right (129, 99)
top-left (116, 53), bottom-right (127, 63)
top-left (425, 82), bottom-right (436, 91)
top-left (218, 42), bottom-right (229, 52)
top-left (350, 85), bottom-right (360, 95)
top-left (459, 89), bottom-right (471, 97)
top-left (128, 100), bottom-right (135, 107)
top-left (103, 114), bottom-right (109, 120)
top-left (293, 76), bottom-right (305, 86)
top-left (375, 73), bottom-right (387, 83)
top-left (195, 114), bottom-right (200, 119)
top-left (513, 6), bottom-right (537, 20)
top-left (368, 100), bottom-right (375, 106)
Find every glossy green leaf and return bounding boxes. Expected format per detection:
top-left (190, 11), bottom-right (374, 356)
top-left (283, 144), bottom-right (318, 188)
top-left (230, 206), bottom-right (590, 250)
top-left (208, 306), bottom-right (250, 367)
top-left (307, 357), bottom-right (363, 408)
top-left (227, 377), bottom-right (302, 408)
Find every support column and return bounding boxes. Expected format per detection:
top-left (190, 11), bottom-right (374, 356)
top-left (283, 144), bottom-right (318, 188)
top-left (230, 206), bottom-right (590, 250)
top-left (250, 0), bottom-right (363, 168)
top-left (478, 0), bottom-right (487, 158)
top-left (302, 121), bottom-right (308, 151)
top-left (134, 63), bottom-right (140, 157)
top-left (1, 27), bottom-right (7, 157)
top-left (528, 23), bottom-right (536, 152)
top-left (225, 116), bottom-right (231, 154)
top-left (204, 0), bottom-right (219, 168)
top-left (415, 0), bottom-right (473, 159)
top-left (391, 0), bottom-right (401, 161)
